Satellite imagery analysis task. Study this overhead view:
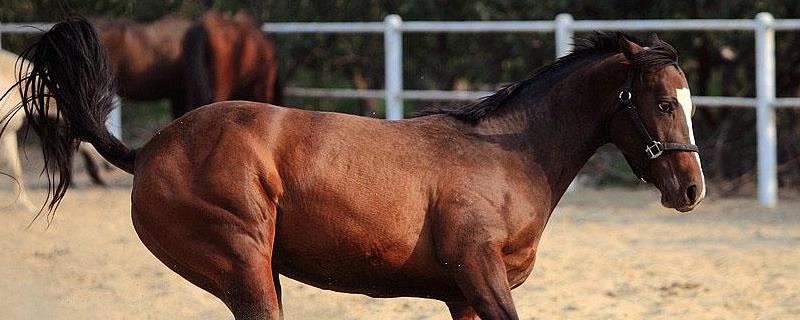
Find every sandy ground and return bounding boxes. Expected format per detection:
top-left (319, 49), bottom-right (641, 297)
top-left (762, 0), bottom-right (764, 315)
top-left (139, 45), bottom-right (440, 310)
top-left (0, 169), bottom-right (798, 320)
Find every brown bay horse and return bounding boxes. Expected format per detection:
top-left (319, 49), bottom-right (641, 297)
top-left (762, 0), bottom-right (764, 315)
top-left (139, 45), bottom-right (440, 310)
top-left (94, 11), bottom-right (281, 118)
top-left (92, 15), bottom-right (193, 117)
top-left (8, 18), bottom-right (704, 320)
top-left (182, 11), bottom-right (282, 117)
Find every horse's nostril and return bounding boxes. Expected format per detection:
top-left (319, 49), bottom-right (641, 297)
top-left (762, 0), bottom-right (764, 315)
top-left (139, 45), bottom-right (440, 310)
top-left (686, 184), bottom-right (698, 204)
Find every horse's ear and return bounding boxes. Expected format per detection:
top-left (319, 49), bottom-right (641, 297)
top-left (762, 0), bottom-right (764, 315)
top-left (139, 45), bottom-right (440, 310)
top-left (618, 34), bottom-right (644, 60)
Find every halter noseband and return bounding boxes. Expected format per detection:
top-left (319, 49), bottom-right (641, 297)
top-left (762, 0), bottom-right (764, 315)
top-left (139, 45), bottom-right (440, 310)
top-left (614, 66), bottom-right (699, 180)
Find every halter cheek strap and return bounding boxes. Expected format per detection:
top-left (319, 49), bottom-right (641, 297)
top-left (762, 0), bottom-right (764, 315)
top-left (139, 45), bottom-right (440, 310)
top-left (615, 67), bottom-right (699, 180)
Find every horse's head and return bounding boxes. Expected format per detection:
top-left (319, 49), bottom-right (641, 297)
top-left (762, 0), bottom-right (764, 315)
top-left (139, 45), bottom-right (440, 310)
top-left (607, 35), bottom-right (705, 212)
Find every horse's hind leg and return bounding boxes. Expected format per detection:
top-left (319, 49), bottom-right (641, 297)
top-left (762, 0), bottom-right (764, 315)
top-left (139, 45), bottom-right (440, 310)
top-left (131, 198), bottom-right (282, 320)
top-left (225, 258), bottom-right (281, 319)
top-left (1, 134), bottom-right (35, 211)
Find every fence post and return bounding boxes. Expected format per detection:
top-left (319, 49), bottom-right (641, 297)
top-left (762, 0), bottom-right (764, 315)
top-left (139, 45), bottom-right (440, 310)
top-left (108, 96), bottom-right (123, 140)
top-left (384, 14), bottom-right (403, 120)
top-left (755, 12), bottom-right (777, 207)
top-left (555, 14), bottom-right (574, 58)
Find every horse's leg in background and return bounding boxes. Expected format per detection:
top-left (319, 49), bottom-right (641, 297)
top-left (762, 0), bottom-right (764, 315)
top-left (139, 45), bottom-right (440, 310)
top-left (0, 133), bottom-right (36, 211)
top-left (78, 143), bottom-right (106, 186)
top-left (254, 62), bottom-right (280, 105)
top-left (181, 24), bottom-right (214, 115)
top-left (169, 94), bottom-right (187, 120)
top-left (270, 72), bottom-right (283, 106)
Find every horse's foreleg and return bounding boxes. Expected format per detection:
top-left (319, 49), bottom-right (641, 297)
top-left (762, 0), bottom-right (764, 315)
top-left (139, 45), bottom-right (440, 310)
top-left (169, 94), bottom-right (187, 119)
top-left (446, 301), bottom-right (479, 320)
top-left (441, 243), bottom-right (519, 320)
top-left (451, 245), bottom-right (519, 320)
top-left (1, 134), bottom-right (36, 211)
top-left (435, 208), bottom-right (520, 320)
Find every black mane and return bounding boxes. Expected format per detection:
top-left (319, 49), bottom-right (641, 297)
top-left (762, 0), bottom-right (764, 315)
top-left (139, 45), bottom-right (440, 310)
top-left (418, 32), bottom-right (679, 123)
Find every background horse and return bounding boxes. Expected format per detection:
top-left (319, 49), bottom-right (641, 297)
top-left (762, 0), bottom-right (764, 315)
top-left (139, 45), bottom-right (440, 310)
top-left (10, 18), bottom-right (703, 320)
top-left (92, 15), bottom-right (193, 118)
top-left (0, 49), bottom-right (107, 212)
top-left (181, 10), bottom-right (282, 117)
top-left (0, 49), bottom-right (35, 211)
top-left (94, 11), bottom-right (282, 119)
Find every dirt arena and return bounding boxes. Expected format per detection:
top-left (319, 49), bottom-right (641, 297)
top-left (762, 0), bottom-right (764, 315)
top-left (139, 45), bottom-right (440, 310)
top-left (1, 169), bottom-right (798, 319)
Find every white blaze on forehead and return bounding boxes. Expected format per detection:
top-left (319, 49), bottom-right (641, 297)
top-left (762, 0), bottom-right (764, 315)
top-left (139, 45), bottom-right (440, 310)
top-left (675, 87), bottom-right (706, 198)
top-left (676, 88), bottom-right (695, 143)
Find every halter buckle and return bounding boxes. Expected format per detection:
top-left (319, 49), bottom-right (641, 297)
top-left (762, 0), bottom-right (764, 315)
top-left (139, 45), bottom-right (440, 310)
top-left (618, 90), bottom-right (632, 103)
top-left (645, 141), bottom-right (664, 159)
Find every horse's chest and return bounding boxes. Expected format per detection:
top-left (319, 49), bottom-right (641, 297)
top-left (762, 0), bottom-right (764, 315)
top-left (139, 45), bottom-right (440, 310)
top-left (502, 243), bottom-right (539, 287)
top-left (502, 218), bottom-right (547, 286)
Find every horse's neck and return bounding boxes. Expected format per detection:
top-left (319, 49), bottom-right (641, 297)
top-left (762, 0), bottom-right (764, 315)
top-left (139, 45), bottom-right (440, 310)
top-left (477, 56), bottom-right (626, 208)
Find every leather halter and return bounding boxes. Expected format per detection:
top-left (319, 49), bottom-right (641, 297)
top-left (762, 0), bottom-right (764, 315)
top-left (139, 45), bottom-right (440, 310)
top-left (614, 66), bottom-right (699, 180)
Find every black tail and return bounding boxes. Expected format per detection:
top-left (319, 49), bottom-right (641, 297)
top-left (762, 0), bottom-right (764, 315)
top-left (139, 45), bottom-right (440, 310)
top-left (181, 24), bottom-right (213, 117)
top-left (8, 17), bottom-right (135, 213)
top-left (272, 71), bottom-right (284, 106)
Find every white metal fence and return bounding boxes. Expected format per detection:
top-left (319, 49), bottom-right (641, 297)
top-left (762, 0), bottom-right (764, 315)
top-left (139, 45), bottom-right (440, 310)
top-left (2, 13), bottom-right (798, 207)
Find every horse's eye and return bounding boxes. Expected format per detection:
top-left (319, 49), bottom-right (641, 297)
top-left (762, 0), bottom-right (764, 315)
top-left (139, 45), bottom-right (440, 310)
top-left (657, 102), bottom-right (673, 113)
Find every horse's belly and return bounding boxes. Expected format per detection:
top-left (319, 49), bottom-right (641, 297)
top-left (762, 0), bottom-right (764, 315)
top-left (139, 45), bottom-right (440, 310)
top-left (271, 205), bottom-right (456, 298)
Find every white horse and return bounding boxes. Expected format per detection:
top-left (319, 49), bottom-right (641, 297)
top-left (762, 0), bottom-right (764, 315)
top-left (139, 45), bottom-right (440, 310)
top-left (1, 49), bottom-right (108, 211)
top-left (0, 49), bottom-right (38, 211)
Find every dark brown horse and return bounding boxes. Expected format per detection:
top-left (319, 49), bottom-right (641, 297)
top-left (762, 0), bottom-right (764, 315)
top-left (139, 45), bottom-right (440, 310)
top-left (92, 15), bottom-right (193, 118)
top-left (9, 18), bottom-right (704, 320)
top-left (93, 11), bottom-right (282, 118)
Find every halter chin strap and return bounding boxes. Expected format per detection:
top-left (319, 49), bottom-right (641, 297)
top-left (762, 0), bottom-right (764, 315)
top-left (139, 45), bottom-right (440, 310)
top-left (615, 67), bottom-right (699, 180)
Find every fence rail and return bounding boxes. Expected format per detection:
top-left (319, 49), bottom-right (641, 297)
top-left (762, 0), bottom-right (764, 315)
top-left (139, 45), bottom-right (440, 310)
top-left (1, 13), bottom-right (798, 207)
